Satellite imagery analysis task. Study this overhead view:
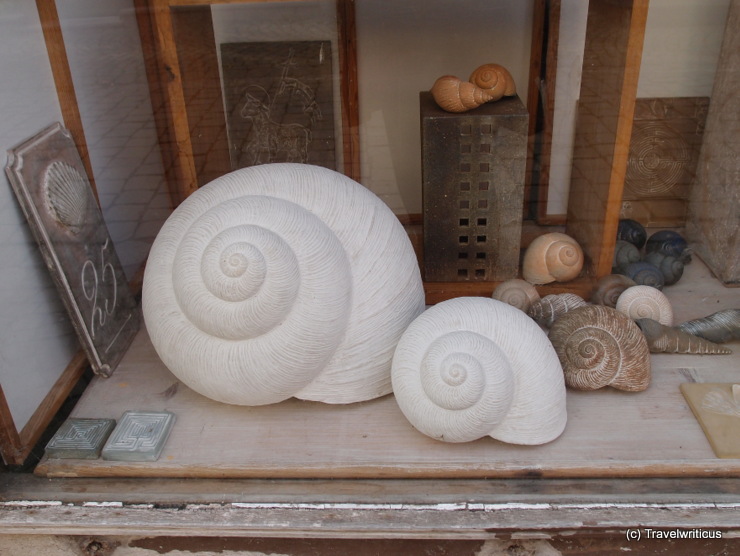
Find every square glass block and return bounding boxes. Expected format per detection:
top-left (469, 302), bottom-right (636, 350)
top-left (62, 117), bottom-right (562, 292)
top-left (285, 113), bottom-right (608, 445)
top-left (45, 418), bottom-right (116, 459)
top-left (102, 411), bottom-right (176, 462)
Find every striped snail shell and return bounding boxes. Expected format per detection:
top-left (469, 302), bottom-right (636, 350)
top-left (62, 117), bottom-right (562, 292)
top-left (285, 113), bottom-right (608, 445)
top-left (491, 279), bottom-right (540, 313)
top-left (527, 293), bottom-right (588, 328)
top-left (548, 305), bottom-right (651, 392)
top-left (612, 240), bottom-right (641, 272)
top-left (616, 218), bottom-right (647, 249)
top-left (522, 232), bottom-right (584, 285)
top-left (622, 261), bottom-right (665, 290)
top-left (643, 251), bottom-right (684, 286)
top-left (615, 285), bottom-right (673, 326)
top-left (645, 230), bottom-right (691, 262)
top-left (430, 75), bottom-right (495, 113)
top-left (142, 164), bottom-right (426, 406)
top-left (391, 297), bottom-right (567, 445)
top-left (468, 63), bottom-right (516, 102)
top-left (635, 318), bottom-right (732, 355)
top-left (676, 309), bottom-right (740, 343)
top-left (590, 274), bottom-right (637, 308)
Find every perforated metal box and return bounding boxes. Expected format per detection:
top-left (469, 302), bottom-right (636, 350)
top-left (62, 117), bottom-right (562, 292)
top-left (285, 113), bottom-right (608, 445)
top-left (420, 92), bottom-right (528, 282)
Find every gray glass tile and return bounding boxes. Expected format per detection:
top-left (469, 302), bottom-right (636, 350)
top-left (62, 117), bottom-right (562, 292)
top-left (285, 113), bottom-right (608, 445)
top-left (45, 418), bottom-right (116, 459)
top-left (101, 410), bottom-right (175, 462)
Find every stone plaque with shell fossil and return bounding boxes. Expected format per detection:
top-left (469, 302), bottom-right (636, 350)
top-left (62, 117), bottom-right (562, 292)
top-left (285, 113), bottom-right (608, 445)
top-left (5, 123), bottom-right (139, 377)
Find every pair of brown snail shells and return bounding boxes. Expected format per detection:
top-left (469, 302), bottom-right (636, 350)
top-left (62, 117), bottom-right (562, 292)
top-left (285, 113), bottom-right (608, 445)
top-left (431, 63), bottom-right (516, 113)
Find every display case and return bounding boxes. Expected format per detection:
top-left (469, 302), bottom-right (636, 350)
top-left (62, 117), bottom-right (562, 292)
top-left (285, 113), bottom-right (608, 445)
top-left (1, 0), bottom-right (738, 553)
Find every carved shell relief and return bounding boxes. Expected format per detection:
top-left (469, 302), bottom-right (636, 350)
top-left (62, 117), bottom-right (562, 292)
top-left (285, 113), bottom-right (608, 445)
top-left (391, 297), bottom-right (567, 445)
top-left (43, 161), bottom-right (92, 234)
top-left (142, 163), bottom-right (426, 407)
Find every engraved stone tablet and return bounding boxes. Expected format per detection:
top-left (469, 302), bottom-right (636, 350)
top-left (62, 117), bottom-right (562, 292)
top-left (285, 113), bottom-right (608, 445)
top-left (5, 122), bottom-right (140, 377)
top-left (102, 411), bottom-right (175, 462)
top-left (45, 418), bottom-right (116, 459)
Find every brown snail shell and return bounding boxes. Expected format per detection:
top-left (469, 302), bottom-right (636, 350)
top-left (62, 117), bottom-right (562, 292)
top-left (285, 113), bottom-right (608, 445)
top-left (430, 75), bottom-right (495, 113)
top-left (528, 293), bottom-right (588, 328)
top-left (675, 309), bottom-right (740, 343)
top-left (468, 63), bottom-right (516, 102)
top-left (635, 318), bottom-right (732, 355)
top-left (522, 232), bottom-right (584, 285)
top-left (615, 285), bottom-right (673, 326)
top-left (590, 274), bottom-right (637, 308)
top-left (492, 279), bottom-right (540, 313)
top-left (548, 305), bottom-right (650, 392)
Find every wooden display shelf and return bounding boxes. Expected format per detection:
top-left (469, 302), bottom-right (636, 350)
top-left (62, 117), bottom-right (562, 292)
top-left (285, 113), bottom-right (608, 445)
top-left (35, 259), bottom-right (740, 480)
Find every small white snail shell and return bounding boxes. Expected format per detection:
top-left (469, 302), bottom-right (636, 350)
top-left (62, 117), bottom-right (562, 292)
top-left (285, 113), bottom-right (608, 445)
top-left (143, 163), bottom-right (426, 406)
top-left (522, 232), bottom-right (584, 285)
top-left (491, 279), bottom-right (540, 313)
top-left (615, 285), bottom-right (673, 326)
top-left (391, 297), bottom-right (567, 445)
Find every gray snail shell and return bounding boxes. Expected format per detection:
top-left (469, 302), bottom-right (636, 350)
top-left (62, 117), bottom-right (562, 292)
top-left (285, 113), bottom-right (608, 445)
top-left (548, 305), bottom-right (651, 392)
top-left (622, 261), bottom-right (665, 290)
top-left (643, 252), bottom-right (684, 286)
top-left (676, 309), bottom-right (740, 343)
top-left (590, 274), bottom-right (637, 308)
top-left (645, 230), bottom-right (691, 263)
top-left (492, 279), bottom-right (540, 313)
top-left (635, 318), bottom-right (732, 354)
top-left (612, 240), bottom-right (641, 272)
top-left (527, 293), bottom-right (588, 328)
top-left (617, 219), bottom-right (647, 249)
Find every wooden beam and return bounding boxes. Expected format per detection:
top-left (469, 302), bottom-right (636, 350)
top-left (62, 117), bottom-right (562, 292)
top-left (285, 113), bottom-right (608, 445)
top-left (566, 0), bottom-right (649, 277)
top-left (337, 0), bottom-right (361, 181)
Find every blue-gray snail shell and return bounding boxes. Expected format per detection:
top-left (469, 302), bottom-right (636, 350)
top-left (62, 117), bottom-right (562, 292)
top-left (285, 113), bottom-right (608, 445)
top-left (617, 219), bottom-right (646, 249)
top-left (676, 309), bottom-right (740, 344)
top-left (645, 230), bottom-right (691, 263)
top-left (643, 251), bottom-right (684, 286)
top-left (612, 240), bottom-right (641, 272)
top-left (622, 261), bottom-right (665, 290)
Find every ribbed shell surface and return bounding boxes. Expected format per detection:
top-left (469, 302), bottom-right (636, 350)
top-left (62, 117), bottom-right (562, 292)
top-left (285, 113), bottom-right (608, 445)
top-left (391, 297), bottom-right (567, 445)
top-left (142, 164), bottom-right (426, 406)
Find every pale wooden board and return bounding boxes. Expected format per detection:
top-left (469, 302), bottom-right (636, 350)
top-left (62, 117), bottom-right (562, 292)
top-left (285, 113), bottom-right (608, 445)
top-left (681, 383), bottom-right (740, 459)
top-left (36, 258), bottom-right (740, 479)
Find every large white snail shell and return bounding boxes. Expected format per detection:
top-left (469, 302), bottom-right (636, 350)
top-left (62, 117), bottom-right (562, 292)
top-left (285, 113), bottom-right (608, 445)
top-left (522, 232), bottom-right (584, 285)
top-left (142, 163), bottom-right (426, 406)
top-left (391, 297), bottom-right (567, 445)
top-left (615, 285), bottom-right (673, 326)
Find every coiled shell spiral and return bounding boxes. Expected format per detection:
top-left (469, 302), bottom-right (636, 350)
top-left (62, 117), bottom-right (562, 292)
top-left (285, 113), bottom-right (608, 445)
top-left (635, 318), bottom-right (732, 355)
top-left (617, 218), bottom-right (647, 249)
top-left (391, 297), bottom-right (567, 445)
top-left (142, 163), bottom-right (426, 406)
top-left (616, 285), bottom-right (673, 326)
top-left (430, 75), bottom-right (495, 113)
top-left (522, 232), bottom-right (584, 285)
top-left (622, 261), bottom-right (665, 290)
top-left (676, 309), bottom-right (740, 343)
top-left (549, 305), bottom-right (651, 392)
top-left (612, 240), bottom-right (641, 272)
top-left (491, 279), bottom-right (540, 313)
top-left (643, 252), bottom-right (684, 286)
top-left (527, 293), bottom-right (588, 328)
top-left (590, 274), bottom-right (636, 308)
top-left (468, 63), bottom-right (517, 102)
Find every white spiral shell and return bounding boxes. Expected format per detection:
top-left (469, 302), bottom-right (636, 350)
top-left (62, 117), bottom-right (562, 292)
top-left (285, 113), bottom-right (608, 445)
top-left (615, 285), bottom-right (673, 326)
top-left (522, 232), bottom-right (584, 285)
top-left (491, 279), bottom-right (540, 312)
top-left (391, 297), bottom-right (567, 445)
top-left (142, 163), bottom-right (426, 406)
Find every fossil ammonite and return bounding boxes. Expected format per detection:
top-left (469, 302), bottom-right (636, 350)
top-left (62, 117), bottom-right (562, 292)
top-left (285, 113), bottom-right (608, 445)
top-left (142, 163), bottom-right (426, 406)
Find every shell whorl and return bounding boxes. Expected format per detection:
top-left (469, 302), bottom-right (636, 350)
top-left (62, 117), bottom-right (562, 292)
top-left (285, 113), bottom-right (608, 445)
top-left (635, 318), bottom-right (732, 354)
top-left (643, 252), bottom-right (684, 286)
top-left (676, 309), bottom-right (740, 343)
top-left (591, 274), bottom-right (637, 308)
top-left (622, 261), bottom-right (665, 290)
top-left (612, 240), bottom-right (641, 272)
top-left (615, 285), bottom-right (673, 326)
top-left (548, 305), bottom-right (651, 392)
top-left (430, 75), bottom-right (493, 113)
top-left (468, 63), bottom-right (516, 101)
top-left (392, 297), bottom-right (567, 445)
top-left (143, 163), bottom-right (426, 406)
top-left (616, 219), bottom-right (647, 249)
top-left (522, 232), bottom-right (584, 285)
top-left (491, 279), bottom-right (540, 313)
top-left (527, 293), bottom-right (588, 328)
